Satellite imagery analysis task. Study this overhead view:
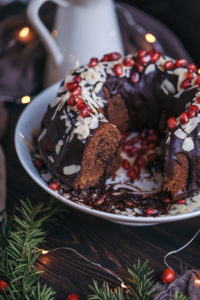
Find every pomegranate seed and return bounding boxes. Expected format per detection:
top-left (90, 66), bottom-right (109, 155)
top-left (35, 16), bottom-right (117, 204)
top-left (89, 57), bottom-right (98, 68)
top-left (188, 63), bottom-right (197, 72)
top-left (77, 98), bottom-right (84, 110)
top-left (68, 95), bottom-right (76, 106)
top-left (150, 51), bottom-right (161, 62)
top-left (176, 199), bottom-right (186, 204)
top-left (147, 153), bottom-right (157, 161)
top-left (181, 79), bottom-right (190, 89)
top-left (175, 58), bottom-right (187, 68)
top-left (67, 294), bottom-right (80, 300)
top-left (135, 63), bottom-right (144, 73)
top-left (49, 181), bottom-right (61, 191)
top-left (161, 268), bottom-right (175, 283)
top-left (139, 54), bottom-right (151, 65)
top-left (34, 159), bottom-right (43, 169)
top-left (122, 159), bottom-right (131, 170)
top-left (127, 170), bottom-right (137, 180)
top-left (195, 75), bottom-right (200, 86)
top-left (180, 112), bottom-right (189, 124)
top-left (135, 156), bottom-right (147, 167)
top-left (189, 104), bottom-right (199, 115)
top-left (132, 164), bottom-right (140, 175)
top-left (146, 208), bottom-right (158, 216)
top-left (71, 85), bottom-right (82, 96)
top-left (66, 82), bottom-right (77, 91)
top-left (80, 104), bottom-right (92, 118)
top-left (167, 117), bottom-right (177, 130)
top-left (187, 109), bottom-right (196, 118)
top-left (137, 49), bottom-right (147, 58)
top-left (123, 57), bottom-right (135, 67)
top-left (130, 72), bottom-right (140, 83)
top-left (196, 97), bottom-right (200, 103)
top-left (164, 61), bottom-right (174, 70)
top-left (108, 52), bottom-right (121, 61)
top-left (162, 198), bottom-right (171, 203)
top-left (101, 54), bottom-right (110, 62)
top-left (113, 64), bottom-right (123, 76)
top-left (72, 76), bottom-right (81, 83)
top-left (187, 72), bottom-right (194, 80)
top-left (127, 147), bottom-right (138, 157)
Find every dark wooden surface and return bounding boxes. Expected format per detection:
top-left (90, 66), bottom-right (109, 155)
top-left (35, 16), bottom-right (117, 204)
top-left (2, 103), bottom-right (200, 299)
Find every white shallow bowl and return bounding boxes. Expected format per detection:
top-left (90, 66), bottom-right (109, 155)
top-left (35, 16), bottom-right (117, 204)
top-left (15, 83), bottom-right (200, 226)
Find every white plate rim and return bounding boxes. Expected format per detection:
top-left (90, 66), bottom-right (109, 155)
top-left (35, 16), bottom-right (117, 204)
top-left (15, 82), bottom-right (200, 224)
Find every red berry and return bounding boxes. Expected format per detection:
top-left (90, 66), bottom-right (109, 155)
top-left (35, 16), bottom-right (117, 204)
top-left (132, 164), bottom-right (140, 175)
top-left (187, 109), bottom-right (196, 118)
top-left (71, 85), bottom-right (82, 96)
top-left (89, 57), bottom-right (98, 68)
top-left (127, 170), bottom-right (137, 180)
top-left (123, 57), bottom-right (135, 67)
top-left (72, 76), bottom-right (81, 83)
top-left (113, 64), bottom-right (123, 76)
top-left (162, 198), bottom-right (171, 203)
top-left (137, 49), bottom-right (147, 58)
top-left (176, 199), bottom-right (186, 204)
top-left (139, 54), bottom-right (151, 65)
top-left (167, 117), bottom-right (177, 130)
top-left (135, 63), bottom-right (144, 73)
top-left (34, 159), bottom-right (43, 169)
top-left (77, 98), bottom-right (84, 110)
top-left (175, 58), bottom-right (187, 68)
top-left (122, 159), bottom-right (131, 170)
top-left (108, 52), bottom-right (121, 61)
top-left (164, 61), bottom-right (174, 70)
top-left (161, 268), bottom-right (175, 283)
top-left (181, 79), bottom-right (190, 89)
top-left (0, 280), bottom-right (8, 292)
top-left (187, 105), bottom-right (199, 118)
top-left (68, 95), bottom-right (76, 106)
top-left (66, 82), bottom-right (77, 91)
top-left (49, 181), bottom-right (61, 191)
top-left (187, 71), bottom-right (194, 80)
top-left (146, 208), bottom-right (158, 216)
top-left (180, 112), bottom-right (189, 124)
top-left (135, 156), bottom-right (147, 167)
top-left (188, 63), bottom-right (197, 72)
top-left (67, 294), bottom-right (79, 300)
top-left (101, 54), bottom-right (110, 62)
top-left (197, 97), bottom-right (200, 103)
top-left (80, 104), bottom-right (92, 118)
top-left (130, 72), bottom-right (140, 83)
top-left (150, 51), bottom-right (161, 62)
top-left (195, 75), bottom-right (200, 86)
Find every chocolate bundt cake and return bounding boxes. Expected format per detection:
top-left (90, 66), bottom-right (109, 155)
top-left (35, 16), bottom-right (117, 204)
top-left (37, 50), bottom-right (200, 200)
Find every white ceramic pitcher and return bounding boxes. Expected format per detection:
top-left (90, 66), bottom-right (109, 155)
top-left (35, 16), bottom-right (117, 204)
top-left (27, 0), bottom-right (124, 86)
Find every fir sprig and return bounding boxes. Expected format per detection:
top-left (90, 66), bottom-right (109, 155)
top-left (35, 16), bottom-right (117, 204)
top-left (174, 290), bottom-right (189, 300)
top-left (0, 198), bottom-right (66, 300)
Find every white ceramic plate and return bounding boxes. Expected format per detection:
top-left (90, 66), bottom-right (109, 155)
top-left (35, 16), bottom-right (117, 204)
top-left (15, 83), bottom-right (200, 226)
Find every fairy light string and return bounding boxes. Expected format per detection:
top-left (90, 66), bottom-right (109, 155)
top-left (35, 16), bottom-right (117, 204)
top-left (36, 246), bottom-right (132, 294)
top-left (164, 228), bottom-right (200, 271)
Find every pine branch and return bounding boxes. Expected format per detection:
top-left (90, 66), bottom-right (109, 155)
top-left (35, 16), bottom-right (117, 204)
top-left (127, 260), bottom-right (157, 300)
top-left (0, 198), bottom-right (67, 300)
top-left (174, 290), bottom-right (189, 300)
top-left (88, 280), bottom-right (130, 300)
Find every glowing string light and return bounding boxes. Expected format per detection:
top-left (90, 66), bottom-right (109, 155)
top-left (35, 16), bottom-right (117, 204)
top-left (145, 33), bottom-right (156, 43)
top-left (37, 246), bottom-right (131, 293)
top-left (18, 27), bottom-right (33, 42)
top-left (21, 96), bottom-right (31, 104)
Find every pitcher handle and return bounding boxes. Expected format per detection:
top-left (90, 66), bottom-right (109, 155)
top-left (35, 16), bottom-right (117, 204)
top-left (27, 0), bottom-right (68, 66)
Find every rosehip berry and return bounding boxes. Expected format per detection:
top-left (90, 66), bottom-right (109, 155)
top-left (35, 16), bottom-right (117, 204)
top-left (71, 85), bottom-right (82, 96)
top-left (180, 112), bottom-right (189, 124)
top-left (67, 294), bottom-right (79, 300)
top-left (150, 51), bottom-right (161, 62)
top-left (167, 117), bottom-right (177, 130)
top-left (175, 58), bottom-right (187, 68)
top-left (49, 181), bottom-right (61, 191)
top-left (77, 98), bottom-right (84, 110)
top-left (161, 268), bottom-right (175, 283)
top-left (113, 64), bottom-right (123, 76)
top-left (127, 170), bottom-right (137, 180)
top-left (188, 63), bottom-right (197, 72)
top-left (164, 61), bottom-right (174, 70)
top-left (0, 280), bottom-right (8, 292)
top-left (68, 95), bottom-right (76, 106)
top-left (181, 79), bottom-right (190, 89)
top-left (122, 159), bottom-right (131, 170)
top-left (89, 57), bottom-right (98, 68)
top-left (72, 76), bottom-right (81, 83)
top-left (66, 82), bottom-right (77, 91)
top-left (80, 104), bottom-right (92, 118)
top-left (123, 57), bottom-right (135, 67)
top-left (130, 72), bottom-right (140, 83)
top-left (34, 159), bottom-right (43, 169)
top-left (146, 208), bottom-right (158, 216)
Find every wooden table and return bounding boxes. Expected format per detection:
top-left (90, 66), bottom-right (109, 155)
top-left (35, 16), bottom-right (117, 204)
top-left (3, 104), bottom-right (200, 299)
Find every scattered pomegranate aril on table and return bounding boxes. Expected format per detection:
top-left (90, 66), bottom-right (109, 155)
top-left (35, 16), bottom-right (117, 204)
top-left (146, 208), bottom-right (159, 216)
top-left (49, 181), bottom-right (61, 191)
